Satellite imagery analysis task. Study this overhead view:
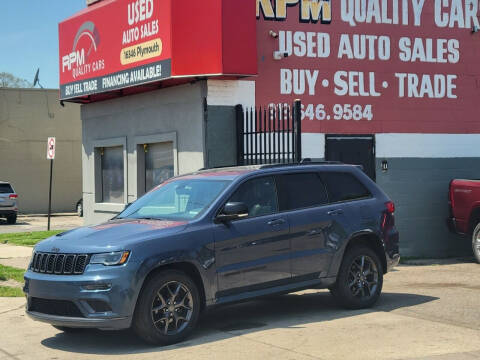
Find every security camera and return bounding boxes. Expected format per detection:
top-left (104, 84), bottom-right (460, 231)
top-left (269, 30), bottom-right (278, 38)
top-left (273, 51), bottom-right (289, 60)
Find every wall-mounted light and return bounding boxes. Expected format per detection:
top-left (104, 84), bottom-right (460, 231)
top-left (269, 30), bottom-right (278, 38)
top-left (273, 51), bottom-right (289, 60)
top-left (473, 25), bottom-right (479, 33)
top-left (381, 160), bottom-right (388, 172)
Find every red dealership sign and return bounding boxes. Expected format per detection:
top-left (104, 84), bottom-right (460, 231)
top-left (59, 0), bottom-right (172, 99)
top-left (59, 0), bottom-right (257, 100)
top-left (255, 0), bottom-right (480, 134)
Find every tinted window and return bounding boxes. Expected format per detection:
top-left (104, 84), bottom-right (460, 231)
top-left (229, 176), bottom-right (278, 217)
top-left (322, 172), bottom-right (371, 202)
top-left (276, 173), bottom-right (328, 211)
top-left (101, 146), bottom-right (124, 203)
top-left (0, 184), bottom-right (13, 193)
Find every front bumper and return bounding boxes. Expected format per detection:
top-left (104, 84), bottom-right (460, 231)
top-left (23, 263), bottom-right (140, 330)
top-left (26, 310), bottom-right (130, 329)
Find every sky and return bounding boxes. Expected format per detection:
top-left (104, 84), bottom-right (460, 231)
top-left (1, 0), bottom-right (86, 89)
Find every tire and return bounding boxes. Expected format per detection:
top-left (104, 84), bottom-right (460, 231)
top-left (132, 270), bottom-right (201, 345)
top-left (472, 223), bottom-right (480, 264)
top-left (330, 245), bottom-right (384, 309)
top-left (52, 325), bottom-right (85, 333)
top-left (6, 215), bottom-right (16, 224)
top-left (77, 202), bottom-right (83, 217)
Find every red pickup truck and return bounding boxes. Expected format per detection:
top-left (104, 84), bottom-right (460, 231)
top-left (448, 179), bottom-right (480, 263)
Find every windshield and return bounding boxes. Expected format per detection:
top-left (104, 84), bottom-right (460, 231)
top-left (117, 178), bottom-right (231, 221)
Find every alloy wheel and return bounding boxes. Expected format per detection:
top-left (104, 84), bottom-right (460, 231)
top-left (347, 255), bottom-right (379, 299)
top-left (474, 233), bottom-right (480, 258)
top-left (151, 281), bottom-right (194, 335)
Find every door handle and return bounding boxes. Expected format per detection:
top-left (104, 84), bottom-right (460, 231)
top-left (327, 209), bottom-right (344, 216)
top-left (267, 219), bottom-right (286, 226)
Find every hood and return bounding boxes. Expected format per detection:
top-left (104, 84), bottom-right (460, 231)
top-left (35, 218), bottom-right (188, 254)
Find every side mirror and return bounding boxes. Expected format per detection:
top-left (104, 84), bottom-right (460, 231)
top-left (216, 202), bottom-right (249, 223)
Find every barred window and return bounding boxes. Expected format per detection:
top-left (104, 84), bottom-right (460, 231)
top-left (101, 146), bottom-right (124, 203)
top-left (145, 142), bottom-right (174, 192)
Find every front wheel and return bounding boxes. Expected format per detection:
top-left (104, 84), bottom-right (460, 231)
top-left (330, 246), bottom-right (384, 309)
top-left (77, 202), bottom-right (83, 217)
top-left (472, 223), bottom-right (480, 264)
top-left (132, 270), bottom-right (200, 345)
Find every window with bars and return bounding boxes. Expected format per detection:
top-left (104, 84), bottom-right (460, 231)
top-left (100, 146), bottom-right (124, 203)
top-left (144, 142), bottom-right (174, 192)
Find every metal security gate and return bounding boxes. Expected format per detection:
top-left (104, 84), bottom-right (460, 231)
top-left (236, 100), bottom-right (302, 165)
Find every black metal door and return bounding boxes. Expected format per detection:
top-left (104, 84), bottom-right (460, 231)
top-left (325, 135), bottom-right (376, 180)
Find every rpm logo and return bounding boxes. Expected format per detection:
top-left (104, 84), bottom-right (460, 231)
top-left (257, 0), bottom-right (332, 23)
top-left (62, 21), bottom-right (103, 78)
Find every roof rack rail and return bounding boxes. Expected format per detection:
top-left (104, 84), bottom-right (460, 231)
top-left (260, 161), bottom-right (343, 169)
top-left (196, 164), bottom-right (262, 171)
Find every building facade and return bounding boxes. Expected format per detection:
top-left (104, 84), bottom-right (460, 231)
top-left (59, 0), bottom-right (480, 257)
top-left (0, 88), bottom-right (82, 213)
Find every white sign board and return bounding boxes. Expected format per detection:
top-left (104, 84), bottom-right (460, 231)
top-left (47, 137), bottom-right (56, 160)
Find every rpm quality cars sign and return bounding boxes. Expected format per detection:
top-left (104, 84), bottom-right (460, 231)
top-left (59, 0), bottom-right (172, 100)
top-left (255, 0), bottom-right (480, 134)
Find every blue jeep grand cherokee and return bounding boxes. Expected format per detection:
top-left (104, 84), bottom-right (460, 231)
top-left (24, 163), bottom-right (399, 345)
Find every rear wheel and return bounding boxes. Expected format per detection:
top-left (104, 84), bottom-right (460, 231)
top-left (472, 223), bottom-right (480, 264)
top-left (132, 270), bottom-right (200, 345)
top-left (6, 215), bottom-right (16, 224)
top-left (330, 246), bottom-right (383, 309)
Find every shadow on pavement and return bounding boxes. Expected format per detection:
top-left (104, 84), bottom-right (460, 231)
top-left (40, 291), bottom-right (438, 355)
top-left (0, 219), bottom-right (30, 226)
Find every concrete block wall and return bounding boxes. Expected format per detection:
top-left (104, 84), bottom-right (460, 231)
top-left (0, 88), bottom-right (82, 213)
top-left (303, 133), bottom-right (479, 257)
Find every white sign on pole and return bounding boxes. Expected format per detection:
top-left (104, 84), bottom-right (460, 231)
top-left (47, 137), bottom-right (56, 160)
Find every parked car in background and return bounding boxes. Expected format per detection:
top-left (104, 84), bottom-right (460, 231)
top-left (76, 198), bottom-right (83, 217)
top-left (448, 179), bottom-right (480, 263)
top-left (24, 163), bottom-right (399, 345)
top-left (0, 181), bottom-right (18, 224)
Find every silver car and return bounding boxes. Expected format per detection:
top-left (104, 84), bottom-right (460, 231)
top-left (0, 181), bottom-right (18, 224)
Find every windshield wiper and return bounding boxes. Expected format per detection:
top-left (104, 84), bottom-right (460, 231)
top-left (133, 216), bottom-right (167, 221)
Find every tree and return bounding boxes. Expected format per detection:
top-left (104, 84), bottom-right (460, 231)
top-left (0, 72), bottom-right (32, 88)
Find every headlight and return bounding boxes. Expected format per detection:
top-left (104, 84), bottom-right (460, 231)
top-left (90, 251), bottom-right (130, 266)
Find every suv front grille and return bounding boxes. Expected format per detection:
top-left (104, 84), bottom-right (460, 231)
top-left (31, 252), bottom-right (89, 275)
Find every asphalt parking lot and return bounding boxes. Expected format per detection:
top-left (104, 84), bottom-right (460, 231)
top-left (1, 260), bottom-right (479, 360)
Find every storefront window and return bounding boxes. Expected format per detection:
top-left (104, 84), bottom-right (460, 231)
top-left (145, 142), bottom-right (174, 191)
top-left (101, 146), bottom-right (124, 203)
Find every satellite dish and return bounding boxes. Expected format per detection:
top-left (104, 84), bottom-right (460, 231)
top-left (32, 68), bottom-right (42, 88)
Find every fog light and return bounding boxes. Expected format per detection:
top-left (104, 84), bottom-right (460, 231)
top-left (82, 283), bottom-right (111, 291)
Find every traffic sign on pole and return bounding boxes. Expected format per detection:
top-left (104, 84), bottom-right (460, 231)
top-left (47, 137), bottom-right (56, 160)
top-left (46, 137), bottom-right (55, 230)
